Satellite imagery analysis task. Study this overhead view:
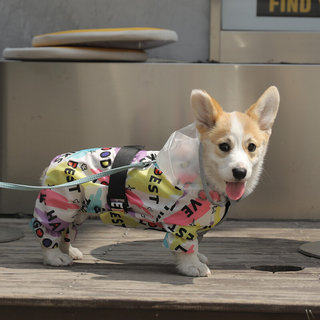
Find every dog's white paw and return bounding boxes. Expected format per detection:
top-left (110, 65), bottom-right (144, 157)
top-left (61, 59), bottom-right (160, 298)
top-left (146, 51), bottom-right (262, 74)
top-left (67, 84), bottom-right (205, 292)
top-left (177, 261), bottom-right (211, 277)
top-left (68, 245), bottom-right (83, 260)
top-left (42, 248), bottom-right (73, 266)
top-left (59, 241), bottom-right (83, 260)
top-left (174, 252), bottom-right (211, 277)
top-left (197, 252), bottom-right (208, 264)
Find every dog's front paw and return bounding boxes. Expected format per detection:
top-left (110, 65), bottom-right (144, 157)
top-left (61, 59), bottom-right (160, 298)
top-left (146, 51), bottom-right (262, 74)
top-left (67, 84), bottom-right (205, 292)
top-left (42, 248), bottom-right (73, 266)
top-left (174, 252), bottom-right (211, 277)
top-left (177, 261), bottom-right (211, 277)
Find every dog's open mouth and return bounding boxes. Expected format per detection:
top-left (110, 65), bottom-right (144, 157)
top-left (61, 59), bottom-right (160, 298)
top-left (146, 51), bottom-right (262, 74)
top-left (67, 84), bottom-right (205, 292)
top-left (226, 181), bottom-right (245, 201)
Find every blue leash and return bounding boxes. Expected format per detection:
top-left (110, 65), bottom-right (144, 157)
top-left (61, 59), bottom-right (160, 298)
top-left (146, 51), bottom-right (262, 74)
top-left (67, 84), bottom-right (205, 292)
top-left (0, 161), bottom-right (154, 192)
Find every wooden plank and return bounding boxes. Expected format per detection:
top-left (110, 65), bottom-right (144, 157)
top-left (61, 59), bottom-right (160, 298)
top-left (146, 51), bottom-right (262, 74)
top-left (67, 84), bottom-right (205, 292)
top-left (0, 218), bottom-right (319, 319)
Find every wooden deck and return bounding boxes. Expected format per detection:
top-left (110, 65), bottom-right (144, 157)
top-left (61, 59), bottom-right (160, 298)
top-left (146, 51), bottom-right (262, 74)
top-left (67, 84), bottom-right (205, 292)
top-left (0, 217), bottom-right (320, 320)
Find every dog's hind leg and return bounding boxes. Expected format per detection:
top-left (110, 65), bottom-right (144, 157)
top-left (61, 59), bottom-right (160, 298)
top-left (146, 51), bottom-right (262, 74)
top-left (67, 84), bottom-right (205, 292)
top-left (41, 225), bottom-right (84, 266)
top-left (59, 225), bottom-right (83, 260)
top-left (60, 243), bottom-right (83, 260)
top-left (32, 191), bottom-right (82, 266)
top-left (31, 216), bottom-right (72, 266)
top-left (42, 246), bottom-right (73, 266)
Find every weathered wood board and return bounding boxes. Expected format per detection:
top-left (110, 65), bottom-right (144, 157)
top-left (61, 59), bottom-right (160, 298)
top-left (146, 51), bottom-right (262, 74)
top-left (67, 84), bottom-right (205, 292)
top-left (0, 218), bottom-right (319, 319)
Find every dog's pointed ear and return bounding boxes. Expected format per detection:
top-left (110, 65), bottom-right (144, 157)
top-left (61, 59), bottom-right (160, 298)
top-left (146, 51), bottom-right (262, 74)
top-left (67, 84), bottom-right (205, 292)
top-left (191, 89), bottom-right (223, 134)
top-left (247, 86), bottom-right (280, 134)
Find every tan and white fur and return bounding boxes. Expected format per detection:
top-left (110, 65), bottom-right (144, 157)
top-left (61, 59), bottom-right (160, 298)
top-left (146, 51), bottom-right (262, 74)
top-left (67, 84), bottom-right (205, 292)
top-left (174, 86), bottom-right (279, 276)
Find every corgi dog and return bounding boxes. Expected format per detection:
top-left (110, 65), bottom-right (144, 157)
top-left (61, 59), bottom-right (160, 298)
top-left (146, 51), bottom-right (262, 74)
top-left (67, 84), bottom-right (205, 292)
top-left (32, 86), bottom-right (279, 277)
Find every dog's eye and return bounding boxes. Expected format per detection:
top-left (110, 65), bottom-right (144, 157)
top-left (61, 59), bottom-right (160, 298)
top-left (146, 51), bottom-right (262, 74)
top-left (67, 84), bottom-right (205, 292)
top-left (219, 143), bottom-right (231, 152)
top-left (248, 143), bottom-right (256, 152)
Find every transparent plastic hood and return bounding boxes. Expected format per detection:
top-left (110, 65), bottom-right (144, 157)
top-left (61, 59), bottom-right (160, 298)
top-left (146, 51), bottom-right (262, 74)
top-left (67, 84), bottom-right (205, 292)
top-left (156, 123), bottom-right (202, 191)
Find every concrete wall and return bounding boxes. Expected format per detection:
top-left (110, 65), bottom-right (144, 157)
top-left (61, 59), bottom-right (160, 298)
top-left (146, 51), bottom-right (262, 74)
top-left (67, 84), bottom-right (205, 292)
top-left (2, 62), bottom-right (320, 220)
top-left (0, 0), bottom-right (210, 62)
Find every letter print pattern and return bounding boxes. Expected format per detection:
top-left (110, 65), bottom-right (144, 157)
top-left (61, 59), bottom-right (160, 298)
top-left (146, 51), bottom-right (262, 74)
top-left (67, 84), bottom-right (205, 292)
top-left (32, 147), bottom-right (229, 253)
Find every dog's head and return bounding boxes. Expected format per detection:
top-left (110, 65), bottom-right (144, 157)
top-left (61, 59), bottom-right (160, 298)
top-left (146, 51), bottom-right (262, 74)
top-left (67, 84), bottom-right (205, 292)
top-left (191, 86), bottom-right (280, 201)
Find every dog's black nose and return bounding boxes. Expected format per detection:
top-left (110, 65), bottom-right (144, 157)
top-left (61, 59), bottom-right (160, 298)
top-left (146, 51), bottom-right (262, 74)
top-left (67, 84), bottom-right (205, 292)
top-left (232, 168), bottom-right (247, 180)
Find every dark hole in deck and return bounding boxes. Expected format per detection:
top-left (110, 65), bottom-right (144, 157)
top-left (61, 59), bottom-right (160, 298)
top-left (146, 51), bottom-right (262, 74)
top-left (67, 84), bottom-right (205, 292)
top-left (251, 265), bottom-right (303, 273)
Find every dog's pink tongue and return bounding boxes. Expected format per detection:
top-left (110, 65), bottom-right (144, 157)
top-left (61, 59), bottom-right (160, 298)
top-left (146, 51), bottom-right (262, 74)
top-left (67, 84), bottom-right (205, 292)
top-left (226, 182), bottom-right (245, 200)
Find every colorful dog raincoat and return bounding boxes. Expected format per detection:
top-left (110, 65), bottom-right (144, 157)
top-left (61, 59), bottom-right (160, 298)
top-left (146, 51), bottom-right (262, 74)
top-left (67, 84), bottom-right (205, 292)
top-left (32, 124), bottom-right (230, 253)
